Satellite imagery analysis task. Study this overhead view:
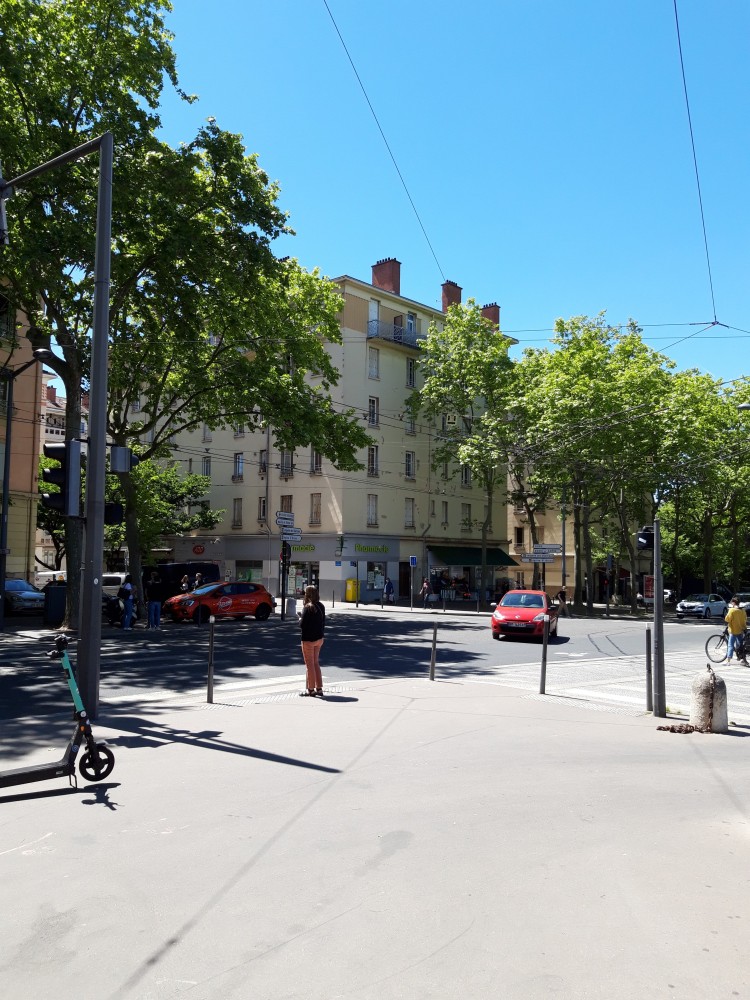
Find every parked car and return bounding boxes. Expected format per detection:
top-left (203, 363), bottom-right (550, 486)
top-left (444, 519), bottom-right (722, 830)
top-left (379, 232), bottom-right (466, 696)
top-left (4, 579), bottom-right (45, 614)
top-left (491, 589), bottom-right (559, 640)
top-left (164, 581), bottom-right (276, 624)
top-left (675, 594), bottom-right (727, 619)
top-left (101, 572), bottom-right (129, 598)
top-left (734, 593), bottom-right (750, 614)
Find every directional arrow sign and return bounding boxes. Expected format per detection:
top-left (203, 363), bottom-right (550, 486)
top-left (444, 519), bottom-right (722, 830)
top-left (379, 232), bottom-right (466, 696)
top-left (281, 529), bottom-right (302, 540)
top-left (521, 553), bottom-right (555, 563)
top-left (275, 512), bottom-right (295, 526)
top-left (533, 544), bottom-right (562, 553)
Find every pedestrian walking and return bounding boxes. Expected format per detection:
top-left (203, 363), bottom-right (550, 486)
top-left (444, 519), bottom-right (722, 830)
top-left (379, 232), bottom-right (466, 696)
top-left (298, 585), bottom-right (326, 697)
top-left (384, 577), bottom-right (394, 606)
top-left (194, 572), bottom-right (204, 589)
top-left (181, 574), bottom-right (190, 592)
top-left (725, 597), bottom-right (748, 665)
top-left (419, 578), bottom-right (431, 609)
top-left (556, 589), bottom-right (571, 617)
top-left (120, 574), bottom-right (135, 631)
top-left (146, 571), bottom-right (162, 630)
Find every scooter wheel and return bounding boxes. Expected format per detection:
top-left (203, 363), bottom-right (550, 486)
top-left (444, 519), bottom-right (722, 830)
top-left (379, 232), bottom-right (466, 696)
top-left (79, 744), bottom-right (115, 782)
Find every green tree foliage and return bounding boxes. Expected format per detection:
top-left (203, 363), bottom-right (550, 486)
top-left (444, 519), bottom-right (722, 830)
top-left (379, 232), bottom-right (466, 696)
top-left (412, 300), bottom-right (516, 605)
top-left (0, 0), bottom-right (368, 620)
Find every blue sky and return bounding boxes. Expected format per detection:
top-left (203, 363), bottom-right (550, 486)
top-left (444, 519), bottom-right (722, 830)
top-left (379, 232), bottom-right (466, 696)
top-left (158, 1), bottom-right (749, 383)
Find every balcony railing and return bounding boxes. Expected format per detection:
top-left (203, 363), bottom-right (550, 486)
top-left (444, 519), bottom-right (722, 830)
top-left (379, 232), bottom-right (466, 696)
top-left (367, 319), bottom-right (424, 348)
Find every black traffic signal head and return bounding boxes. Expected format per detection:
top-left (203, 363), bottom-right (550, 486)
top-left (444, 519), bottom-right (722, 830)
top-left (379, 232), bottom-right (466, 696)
top-left (636, 526), bottom-right (655, 550)
top-left (41, 441), bottom-right (81, 517)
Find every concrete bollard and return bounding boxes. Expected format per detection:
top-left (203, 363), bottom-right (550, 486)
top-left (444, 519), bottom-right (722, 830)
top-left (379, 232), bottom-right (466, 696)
top-left (690, 667), bottom-right (728, 733)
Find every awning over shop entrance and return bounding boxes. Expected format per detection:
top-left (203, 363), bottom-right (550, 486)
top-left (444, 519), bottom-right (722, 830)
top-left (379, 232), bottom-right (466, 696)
top-left (428, 546), bottom-right (518, 567)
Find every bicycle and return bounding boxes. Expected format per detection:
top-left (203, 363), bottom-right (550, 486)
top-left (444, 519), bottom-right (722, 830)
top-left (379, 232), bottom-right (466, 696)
top-left (705, 626), bottom-right (750, 664)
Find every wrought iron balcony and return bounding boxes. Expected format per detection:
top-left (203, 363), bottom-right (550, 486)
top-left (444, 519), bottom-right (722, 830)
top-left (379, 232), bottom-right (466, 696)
top-left (367, 319), bottom-right (424, 348)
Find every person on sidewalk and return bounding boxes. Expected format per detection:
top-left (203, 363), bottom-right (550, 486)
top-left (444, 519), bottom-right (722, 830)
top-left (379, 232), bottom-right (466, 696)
top-left (146, 571), bottom-right (162, 630)
top-left (556, 588), bottom-right (571, 617)
top-left (120, 574), bottom-right (135, 631)
top-left (298, 585), bottom-right (326, 696)
top-left (383, 577), bottom-right (394, 606)
top-left (419, 578), bottom-right (431, 609)
top-left (725, 596), bottom-right (748, 664)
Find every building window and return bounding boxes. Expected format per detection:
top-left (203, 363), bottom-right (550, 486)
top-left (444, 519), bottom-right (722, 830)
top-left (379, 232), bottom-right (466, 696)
top-left (234, 422), bottom-right (245, 437)
top-left (310, 448), bottom-right (322, 474)
top-left (187, 458), bottom-right (193, 474)
top-left (280, 494), bottom-right (293, 513)
top-left (441, 462), bottom-right (449, 480)
top-left (368, 346), bottom-right (380, 379)
top-left (367, 494), bottom-right (378, 526)
top-left (232, 498), bottom-right (242, 528)
top-left (404, 498), bottom-right (415, 528)
top-left (405, 414), bottom-right (416, 435)
top-left (405, 450), bottom-right (416, 479)
top-left (202, 456), bottom-right (211, 478)
top-left (280, 450), bottom-right (293, 477)
top-left (430, 499), bottom-right (436, 517)
top-left (132, 396), bottom-right (141, 412)
top-left (232, 452), bottom-right (244, 482)
top-left (368, 396), bottom-right (379, 426)
top-left (202, 423), bottom-right (212, 442)
top-left (461, 503), bottom-right (472, 531)
top-left (259, 449), bottom-right (267, 475)
top-left (310, 492), bottom-right (321, 525)
top-left (367, 445), bottom-right (379, 477)
top-left (441, 500), bottom-right (449, 525)
top-left (257, 496), bottom-right (267, 522)
top-left (515, 526), bottom-right (524, 546)
top-left (406, 357), bottom-right (416, 388)
top-left (461, 464), bottom-right (472, 487)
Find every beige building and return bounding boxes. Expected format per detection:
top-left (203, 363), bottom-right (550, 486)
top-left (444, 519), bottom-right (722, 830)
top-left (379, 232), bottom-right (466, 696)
top-left (0, 297), bottom-right (43, 583)
top-left (166, 259), bottom-right (516, 601)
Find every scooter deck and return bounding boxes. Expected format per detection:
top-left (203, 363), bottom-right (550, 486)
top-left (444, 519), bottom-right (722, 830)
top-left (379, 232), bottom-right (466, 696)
top-left (0, 755), bottom-right (75, 789)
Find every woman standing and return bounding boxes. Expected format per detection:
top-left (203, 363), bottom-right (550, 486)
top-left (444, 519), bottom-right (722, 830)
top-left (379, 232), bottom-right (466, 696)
top-left (298, 585), bottom-right (326, 697)
top-left (120, 574), bottom-right (135, 631)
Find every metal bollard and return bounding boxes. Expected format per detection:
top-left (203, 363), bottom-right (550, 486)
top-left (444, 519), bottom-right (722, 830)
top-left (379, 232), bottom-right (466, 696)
top-left (645, 626), bottom-right (653, 713)
top-left (207, 615), bottom-right (215, 703)
top-left (429, 622), bottom-right (437, 680)
top-left (539, 615), bottom-right (550, 694)
top-left (332, 589), bottom-right (335, 608)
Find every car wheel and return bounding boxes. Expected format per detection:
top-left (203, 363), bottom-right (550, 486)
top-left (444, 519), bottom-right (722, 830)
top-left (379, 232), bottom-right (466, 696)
top-left (492, 631), bottom-right (501, 640)
top-left (703, 607), bottom-right (711, 619)
top-left (255, 604), bottom-right (271, 621)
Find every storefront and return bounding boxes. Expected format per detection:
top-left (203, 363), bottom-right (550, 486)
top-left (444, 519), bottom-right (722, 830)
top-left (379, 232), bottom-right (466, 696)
top-left (427, 545), bottom-right (517, 601)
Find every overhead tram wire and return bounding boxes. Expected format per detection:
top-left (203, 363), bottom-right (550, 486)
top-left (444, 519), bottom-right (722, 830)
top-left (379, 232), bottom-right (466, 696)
top-left (321, 0), bottom-right (445, 282)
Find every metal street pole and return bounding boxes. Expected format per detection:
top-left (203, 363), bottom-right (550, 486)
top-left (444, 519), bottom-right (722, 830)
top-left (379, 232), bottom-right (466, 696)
top-left (73, 132), bottom-right (113, 719)
top-left (652, 518), bottom-right (666, 717)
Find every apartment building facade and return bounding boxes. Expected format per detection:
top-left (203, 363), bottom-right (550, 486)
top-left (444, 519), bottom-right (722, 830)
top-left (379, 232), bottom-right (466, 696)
top-left (165, 259), bottom-right (516, 601)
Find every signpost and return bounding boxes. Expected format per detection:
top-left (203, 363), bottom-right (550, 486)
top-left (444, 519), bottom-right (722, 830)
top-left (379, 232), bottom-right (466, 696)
top-left (281, 528), bottom-right (302, 541)
top-left (275, 512), bottom-right (295, 527)
top-left (275, 513), bottom-right (295, 619)
top-left (521, 554), bottom-right (555, 563)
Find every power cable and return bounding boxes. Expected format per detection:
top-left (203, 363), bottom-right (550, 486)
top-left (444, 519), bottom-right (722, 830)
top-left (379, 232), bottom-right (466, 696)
top-left (321, 0), bottom-right (445, 282)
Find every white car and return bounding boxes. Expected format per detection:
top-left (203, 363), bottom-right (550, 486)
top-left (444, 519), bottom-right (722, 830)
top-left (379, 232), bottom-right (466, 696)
top-left (675, 593), bottom-right (727, 619)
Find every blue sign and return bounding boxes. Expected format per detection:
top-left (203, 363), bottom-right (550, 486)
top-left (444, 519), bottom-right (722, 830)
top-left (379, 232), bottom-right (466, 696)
top-left (409, 555), bottom-right (417, 567)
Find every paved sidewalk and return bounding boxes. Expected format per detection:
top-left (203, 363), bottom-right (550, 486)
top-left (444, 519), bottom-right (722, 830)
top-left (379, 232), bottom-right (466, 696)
top-left (1, 674), bottom-right (748, 1000)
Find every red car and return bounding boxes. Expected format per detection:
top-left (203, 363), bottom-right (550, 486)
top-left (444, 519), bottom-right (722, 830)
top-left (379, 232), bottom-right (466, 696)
top-left (491, 589), bottom-right (559, 640)
top-left (164, 581), bottom-right (275, 624)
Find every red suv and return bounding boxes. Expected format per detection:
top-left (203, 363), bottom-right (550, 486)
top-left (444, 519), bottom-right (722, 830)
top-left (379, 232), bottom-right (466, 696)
top-left (164, 581), bottom-right (275, 624)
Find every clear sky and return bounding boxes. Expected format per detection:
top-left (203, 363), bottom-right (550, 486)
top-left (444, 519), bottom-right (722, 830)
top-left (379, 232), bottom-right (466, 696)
top-left (158, 0), bottom-right (749, 383)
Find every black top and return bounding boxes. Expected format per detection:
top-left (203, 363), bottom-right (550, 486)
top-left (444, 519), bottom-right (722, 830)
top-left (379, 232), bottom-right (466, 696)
top-left (299, 601), bottom-right (325, 641)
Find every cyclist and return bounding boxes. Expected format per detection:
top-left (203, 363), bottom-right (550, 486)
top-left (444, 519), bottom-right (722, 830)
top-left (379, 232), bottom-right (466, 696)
top-left (724, 597), bottom-right (749, 665)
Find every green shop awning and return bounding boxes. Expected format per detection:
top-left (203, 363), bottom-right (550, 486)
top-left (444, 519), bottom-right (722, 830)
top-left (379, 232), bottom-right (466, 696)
top-left (428, 546), bottom-right (518, 568)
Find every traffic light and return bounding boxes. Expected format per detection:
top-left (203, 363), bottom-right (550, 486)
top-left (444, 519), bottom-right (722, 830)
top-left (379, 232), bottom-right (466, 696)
top-left (636, 526), bottom-right (654, 550)
top-left (41, 441), bottom-right (82, 517)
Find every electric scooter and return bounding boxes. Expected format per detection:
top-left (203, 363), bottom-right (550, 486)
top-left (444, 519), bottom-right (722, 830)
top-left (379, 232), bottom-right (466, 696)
top-left (0, 633), bottom-right (115, 789)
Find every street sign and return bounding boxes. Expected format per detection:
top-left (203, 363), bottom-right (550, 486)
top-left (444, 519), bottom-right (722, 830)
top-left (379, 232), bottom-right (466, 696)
top-left (521, 553), bottom-right (554, 563)
top-left (409, 556), bottom-right (417, 567)
top-left (533, 544), bottom-right (562, 553)
top-left (275, 512), bottom-right (295, 526)
top-left (281, 529), bottom-right (302, 540)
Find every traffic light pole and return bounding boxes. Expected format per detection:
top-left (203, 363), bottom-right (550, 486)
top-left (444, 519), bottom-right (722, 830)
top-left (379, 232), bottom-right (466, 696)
top-left (652, 518), bottom-right (666, 717)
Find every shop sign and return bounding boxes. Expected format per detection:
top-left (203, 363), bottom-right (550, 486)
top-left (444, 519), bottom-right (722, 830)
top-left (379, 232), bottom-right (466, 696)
top-left (192, 544), bottom-right (205, 555)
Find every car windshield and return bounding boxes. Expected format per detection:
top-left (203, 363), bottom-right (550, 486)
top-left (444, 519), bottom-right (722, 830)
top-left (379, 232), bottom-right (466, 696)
top-left (736, 594), bottom-right (750, 603)
top-left (501, 593), bottom-right (544, 608)
top-left (684, 594), bottom-right (709, 602)
top-left (193, 584), bottom-right (218, 595)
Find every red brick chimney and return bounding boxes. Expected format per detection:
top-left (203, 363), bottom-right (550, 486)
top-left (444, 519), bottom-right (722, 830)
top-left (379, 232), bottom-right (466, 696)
top-left (45, 385), bottom-right (57, 404)
top-left (372, 258), bottom-right (401, 295)
top-left (481, 302), bottom-right (501, 328)
top-left (441, 280), bottom-right (462, 312)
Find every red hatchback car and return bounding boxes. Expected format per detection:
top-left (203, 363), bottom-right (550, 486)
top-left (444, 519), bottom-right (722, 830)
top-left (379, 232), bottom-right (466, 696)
top-left (164, 581), bottom-right (275, 624)
top-left (491, 589), bottom-right (559, 640)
